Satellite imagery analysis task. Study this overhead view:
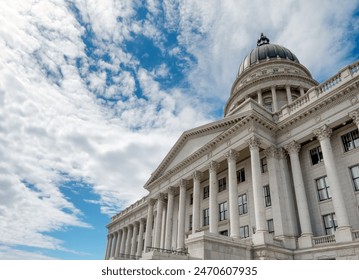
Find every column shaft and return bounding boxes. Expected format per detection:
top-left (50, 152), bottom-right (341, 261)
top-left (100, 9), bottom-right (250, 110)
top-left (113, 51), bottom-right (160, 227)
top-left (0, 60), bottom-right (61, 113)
top-left (192, 171), bottom-right (202, 233)
top-left (257, 90), bottom-right (263, 105)
top-left (119, 228), bottom-right (127, 255)
top-left (137, 219), bottom-right (145, 257)
top-left (154, 194), bottom-right (165, 248)
top-left (144, 200), bottom-right (155, 251)
top-left (125, 225), bottom-right (133, 255)
top-left (286, 85), bottom-right (292, 103)
top-left (177, 180), bottom-right (187, 249)
top-left (227, 150), bottom-right (240, 238)
top-left (271, 86), bottom-right (278, 112)
top-left (209, 161), bottom-right (219, 234)
top-left (130, 223), bottom-right (139, 256)
top-left (114, 230), bottom-right (122, 258)
top-left (165, 187), bottom-right (175, 250)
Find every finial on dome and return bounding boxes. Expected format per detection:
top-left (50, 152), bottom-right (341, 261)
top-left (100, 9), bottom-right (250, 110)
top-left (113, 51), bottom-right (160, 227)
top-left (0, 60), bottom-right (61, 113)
top-left (257, 33), bottom-right (270, 46)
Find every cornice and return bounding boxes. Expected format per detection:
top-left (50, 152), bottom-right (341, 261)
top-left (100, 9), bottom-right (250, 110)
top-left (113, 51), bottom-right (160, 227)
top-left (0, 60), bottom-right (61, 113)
top-left (145, 110), bottom-right (277, 189)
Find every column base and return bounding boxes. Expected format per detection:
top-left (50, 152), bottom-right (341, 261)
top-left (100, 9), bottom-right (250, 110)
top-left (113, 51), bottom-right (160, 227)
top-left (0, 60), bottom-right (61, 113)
top-left (252, 231), bottom-right (273, 246)
top-left (335, 226), bottom-right (353, 243)
top-left (298, 234), bottom-right (313, 249)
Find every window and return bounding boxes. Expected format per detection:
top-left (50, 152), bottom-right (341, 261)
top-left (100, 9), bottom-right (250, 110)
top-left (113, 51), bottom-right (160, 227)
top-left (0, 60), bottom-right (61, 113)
top-left (323, 213), bottom-right (337, 235)
top-left (218, 178), bottom-right (227, 192)
top-left (316, 176), bottom-right (331, 201)
top-left (341, 129), bottom-right (359, 152)
top-left (189, 193), bottom-right (193, 205)
top-left (350, 165), bottom-right (359, 191)
top-left (261, 157), bottom-right (268, 173)
top-left (203, 208), bottom-right (209, 226)
top-left (263, 185), bottom-right (271, 207)
top-left (219, 201), bottom-right (228, 221)
top-left (238, 193), bottom-right (248, 215)
top-left (237, 168), bottom-right (245, 183)
top-left (240, 225), bottom-right (249, 238)
top-left (189, 214), bottom-right (192, 231)
top-left (203, 186), bottom-right (209, 199)
top-left (267, 219), bottom-right (274, 233)
top-left (310, 146), bottom-right (323, 165)
top-left (219, 230), bottom-right (229, 236)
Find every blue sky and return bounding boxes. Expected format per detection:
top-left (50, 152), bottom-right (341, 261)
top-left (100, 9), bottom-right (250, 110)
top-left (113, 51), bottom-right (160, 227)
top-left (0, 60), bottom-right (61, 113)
top-left (0, 0), bottom-right (358, 260)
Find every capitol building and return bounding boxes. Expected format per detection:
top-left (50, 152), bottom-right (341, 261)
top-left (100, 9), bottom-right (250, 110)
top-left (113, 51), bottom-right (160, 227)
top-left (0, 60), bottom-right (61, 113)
top-left (105, 34), bottom-right (359, 260)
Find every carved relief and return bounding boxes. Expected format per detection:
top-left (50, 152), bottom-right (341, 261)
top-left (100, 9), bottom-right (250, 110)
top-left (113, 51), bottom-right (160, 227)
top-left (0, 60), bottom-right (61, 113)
top-left (226, 149), bottom-right (239, 161)
top-left (248, 136), bottom-right (261, 150)
top-left (349, 109), bottom-right (359, 126)
top-left (284, 141), bottom-right (301, 154)
top-left (313, 125), bottom-right (332, 141)
top-left (208, 161), bottom-right (219, 173)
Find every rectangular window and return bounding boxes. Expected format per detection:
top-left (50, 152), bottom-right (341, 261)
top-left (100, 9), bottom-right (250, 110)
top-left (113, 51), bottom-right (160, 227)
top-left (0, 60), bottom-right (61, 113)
top-left (316, 176), bottom-right (331, 201)
top-left (238, 193), bottom-right (248, 215)
top-left (240, 225), bottom-right (249, 238)
top-left (310, 146), bottom-right (323, 165)
top-left (263, 185), bottom-right (271, 207)
top-left (219, 201), bottom-right (228, 221)
top-left (218, 178), bottom-right (227, 192)
top-left (189, 193), bottom-right (193, 205)
top-left (203, 208), bottom-right (209, 226)
top-left (261, 157), bottom-right (268, 173)
top-left (323, 213), bottom-right (337, 235)
top-left (189, 214), bottom-right (192, 231)
top-left (267, 219), bottom-right (274, 233)
top-left (219, 230), bottom-right (228, 236)
top-left (203, 186), bottom-right (209, 199)
top-left (237, 168), bottom-right (245, 183)
top-left (350, 165), bottom-right (359, 191)
top-left (341, 129), bottom-right (359, 152)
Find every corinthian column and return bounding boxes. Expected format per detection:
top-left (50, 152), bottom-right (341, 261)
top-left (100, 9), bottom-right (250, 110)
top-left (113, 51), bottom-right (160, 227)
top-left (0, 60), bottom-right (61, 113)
top-left (177, 179), bottom-right (188, 250)
top-left (137, 219), bottom-right (145, 257)
top-left (165, 187), bottom-right (175, 250)
top-left (192, 171), bottom-right (202, 234)
top-left (131, 222), bottom-right (139, 256)
top-left (125, 224), bottom-right (133, 255)
top-left (313, 125), bottom-right (352, 242)
top-left (144, 199), bottom-right (155, 251)
top-left (154, 194), bottom-right (165, 248)
top-left (208, 161), bottom-right (219, 234)
top-left (227, 149), bottom-right (240, 238)
top-left (285, 141), bottom-right (313, 248)
top-left (119, 227), bottom-right (127, 256)
top-left (248, 137), bottom-right (267, 239)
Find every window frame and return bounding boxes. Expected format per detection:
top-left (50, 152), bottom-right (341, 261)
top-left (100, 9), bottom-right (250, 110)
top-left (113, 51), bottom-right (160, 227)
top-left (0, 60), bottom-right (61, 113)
top-left (267, 219), bottom-right (274, 234)
top-left (189, 214), bottom-right (193, 231)
top-left (316, 176), bottom-right (331, 201)
top-left (203, 185), bottom-right (209, 199)
top-left (350, 164), bottom-right (359, 192)
top-left (240, 225), bottom-right (249, 238)
top-left (310, 146), bottom-right (323, 165)
top-left (219, 201), bottom-right (228, 221)
top-left (261, 157), bottom-right (268, 173)
top-left (203, 208), bottom-right (209, 226)
top-left (238, 193), bottom-right (248, 215)
top-left (263, 185), bottom-right (271, 207)
top-left (323, 213), bottom-right (337, 235)
top-left (218, 177), bottom-right (227, 192)
top-left (341, 129), bottom-right (359, 152)
top-left (237, 168), bottom-right (245, 183)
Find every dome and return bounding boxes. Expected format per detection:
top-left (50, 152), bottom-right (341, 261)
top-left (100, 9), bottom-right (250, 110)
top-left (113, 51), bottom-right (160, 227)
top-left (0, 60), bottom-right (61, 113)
top-left (238, 34), bottom-right (300, 76)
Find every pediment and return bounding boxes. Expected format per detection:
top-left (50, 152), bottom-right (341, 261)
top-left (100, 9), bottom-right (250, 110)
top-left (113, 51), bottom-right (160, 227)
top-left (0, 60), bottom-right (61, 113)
top-left (144, 113), bottom-right (249, 188)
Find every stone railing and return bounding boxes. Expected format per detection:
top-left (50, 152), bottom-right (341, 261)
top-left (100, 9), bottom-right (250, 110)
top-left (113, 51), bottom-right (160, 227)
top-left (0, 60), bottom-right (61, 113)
top-left (277, 59), bottom-right (359, 122)
top-left (313, 235), bottom-right (336, 246)
top-left (111, 196), bottom-right (148, 222)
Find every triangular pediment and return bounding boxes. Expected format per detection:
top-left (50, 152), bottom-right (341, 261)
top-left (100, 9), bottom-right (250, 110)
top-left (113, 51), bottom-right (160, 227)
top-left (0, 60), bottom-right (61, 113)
top-left (144, 113), bottom-right (250, 187)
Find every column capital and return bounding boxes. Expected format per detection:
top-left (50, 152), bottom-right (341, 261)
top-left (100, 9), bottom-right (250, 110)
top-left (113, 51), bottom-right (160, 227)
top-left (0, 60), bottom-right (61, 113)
top-left (349, 109), bottom-right (359, 126)
top-left (277, 147), bottom-right (287, 160)
top-left (248, 136), bottom-right (261, 150)
top-left (208, 161), bottom-right (219, 173)
top-left (167, 186), bottom-right (175, 196)
top-left (313, 125), bottom-right (332, 141)
top-left (264, 146), bottom-right (279, 159)
top-left (179, 179), bottom-right (189, 189)
top-left (148, 198), bottom-right (156, 207)
top-left (192, 170), bottom-right (203, 180)
top-left (226, 149), bottom-right (239, 161)
top-left (157, 193), bottom-right (166, 202)
top-left (285, 141), bottom-right (301, 154)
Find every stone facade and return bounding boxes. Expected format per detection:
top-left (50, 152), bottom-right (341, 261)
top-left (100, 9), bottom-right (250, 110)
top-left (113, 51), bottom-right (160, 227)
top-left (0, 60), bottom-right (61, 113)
top-left (105, 35), bottom-right (359, 260)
